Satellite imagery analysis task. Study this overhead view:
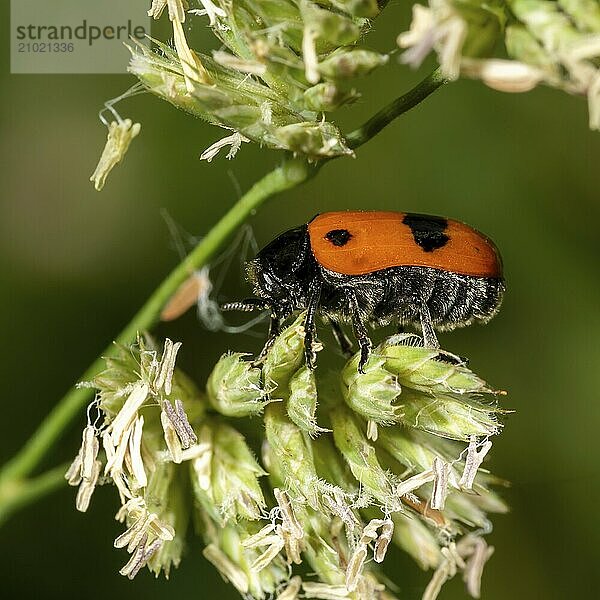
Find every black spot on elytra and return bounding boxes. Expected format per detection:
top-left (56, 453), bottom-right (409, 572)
top-left (326, 229), bottom-right (352, 247)
top-left (403, 213), bottom-right (449, 252)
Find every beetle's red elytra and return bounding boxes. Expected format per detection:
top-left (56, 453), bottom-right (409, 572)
top-left (222, 211), bottom-right (505, 372)
top-left (308, 211), bottom-right (502, 278)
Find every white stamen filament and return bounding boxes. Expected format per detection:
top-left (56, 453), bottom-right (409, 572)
top-left (250, 534), bottom-right (286, 572)
top-left (461, 537), bottom-right (494, 598)
top-left (81, 425), bottom-right (99, 479)
top-left (360, 518), bottom-right (385, 544)
top-left (242, 523), bottom-right (277, 548)
top-left (195, 0), bottom-right (227, 26)
top-left (110, 382), bottom-right (148, 447)
top-left (153, 339), bottom-right (182, 395)
top-left (366, 420), bottom-right (378, 441)
top-left (75, 459), bottom-right (102, 512)
top-left (431, 457), bottom-right (450, 510)
top-left (302, 582), bottom-right (351, 599)
top-left (460, 437), bottom-right (492, 489)
top-left (161, 411), bottom-right (183, 464)
top-left (65, 451), bottom-right (83, 486)
top-left (345, 544), bottom-right (368, 592)
top-left (396, 468), bottom-right (435, 497)
top-left (277, 576), bottom-right (302, 600)
top-left (127, 416), bottom-right (147, 488)
top-left (200, 132), bottom-right (249, 162)
top-left (274, 488), bottom-right (303, 539)
top-left (172, 18), bottom-right (210, 90)
top-left (374, 519), bottom-right (394, 563)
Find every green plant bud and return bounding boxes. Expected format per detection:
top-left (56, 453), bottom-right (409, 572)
top-left (303, 82), bottom-right (357, 111)
top-left (558, 0), bottom-right (600, 31)
top-left (264, 403), bottom-right (321, 508)
top-left (392, 514), bottom-right (442, 570)
top-left (302, 2), bottom-right (361, 47)
top-left (128, 44), bottom-right (222, 124)
top-left (270, 121), bottom-right (353, 158)
top-left (212, 424), bottom-right (267, 521)
top-left (312, 436), bottom-right (356, 491)
top-left (207, 353), bottom-right (272, 417)
top-left (318, 49), bottom-right (388, 79)
top-left (330, 0), bottom-right (380, 19)
top-left (92, 341), bottom-right (147, 415)
top-left (190, 422), bottom-right (266, 524)
top-left (399, 387), bottom-right (501, 441)
top-left (356, 337), bottom-right (504, 440)
top-left (262, 313), bottom-right (306, 390)
top-left (380, 337), bottom-right (491, 395)
top-left (330, 406), bottom-right (399, 508)
top-left (377, 427), bottom-right (455, 476)
top-left (92, 336), bottom-right (205, 435)
top-left (342, 355), bottom-right (403, 424)
top-left (145, 461), bottom-right (190, 578)
top-left (287, 366), bottom-right (329, 436)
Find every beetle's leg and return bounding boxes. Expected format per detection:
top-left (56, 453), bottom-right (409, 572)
top-left (330, 320), bottom-right (354, 357)
top-left (304, 280), bottom-right (322, 369)
top-left (220, 298), bottom-right (269, 312)
top-left (256, 311), bottom-right (281, 361)
top-left (418, 303), bottom-right (466, 364)
top-left (221, 298), bottom-right (277, 364)
top-left (419, 303), bottom-right (440, 349)
top-left (436, 351), bottom-right (468, 366)
top-left (348, 291), bottom-right (372, 374)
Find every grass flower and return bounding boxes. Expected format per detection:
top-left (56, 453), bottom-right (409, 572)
top-left (122, 0), bottom-right (393, 167)
top-left (87, 0), bottom-right (598, 191)
top-left (67, 317), bottom-right (508, 598)
top-left (398, 0), bottom-right (600, 129)
top-left (90, 118), bottom-right (141, 191)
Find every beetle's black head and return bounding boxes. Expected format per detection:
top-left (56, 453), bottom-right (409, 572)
top-left (247, 225), bottom-right (314, 314)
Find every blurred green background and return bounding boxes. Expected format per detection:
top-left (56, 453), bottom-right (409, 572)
top-left (2, 2), bottom-right (599, 599)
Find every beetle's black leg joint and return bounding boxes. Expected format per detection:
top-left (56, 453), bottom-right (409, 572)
top-left (436, 352), bottom-right (469, 366)
top-left (330, 320), bottom-right (354, 357)
top-left (254, 312), bottom-right (281, 364)
top-left (348, 291), bottom-right (372, 374)
top-left (304, 280), bottom-right (322, 369)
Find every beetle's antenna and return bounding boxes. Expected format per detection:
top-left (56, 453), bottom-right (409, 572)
top-left (159, 214), bottom-right (265, 333)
